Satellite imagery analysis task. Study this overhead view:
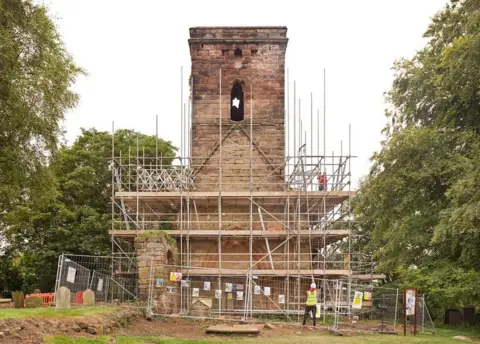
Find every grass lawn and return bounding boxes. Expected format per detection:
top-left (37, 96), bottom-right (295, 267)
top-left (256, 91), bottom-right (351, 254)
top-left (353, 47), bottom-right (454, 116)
top-left (43, 327), bottom-right (480, 344)
top-left (0, 306), bottom-right (118, 319)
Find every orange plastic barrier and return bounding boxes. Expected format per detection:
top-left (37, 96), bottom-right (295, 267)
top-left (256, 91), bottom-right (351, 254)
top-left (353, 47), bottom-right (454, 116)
top-left (25, 293), bottom-right (54, 307)
top-left (75, 291), bottom-right (83, 304)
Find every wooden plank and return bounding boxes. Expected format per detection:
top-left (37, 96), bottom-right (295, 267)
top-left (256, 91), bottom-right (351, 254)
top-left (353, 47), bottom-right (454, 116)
top-left (115, 190), bottom-right (355, 199)
top-left (181, 269), bottom-right (349, 276)
top-left (109, 229), bottom-right (350, 239)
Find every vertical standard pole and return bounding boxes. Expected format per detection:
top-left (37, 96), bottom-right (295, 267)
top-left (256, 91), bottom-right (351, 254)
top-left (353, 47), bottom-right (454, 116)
top-left (310, 92), bottom-right (313, 192)
top-left (218, 68), bottom-right (222, 315)
top-left (156, 115), bottom-right (158, 165)
top-left (394, 288), bottom-right (399, 332)
top-left (287, 69), bottom-right (290, 178)
top-left (299, 100), bottom-right (301, 150)
top-left (322, 69), bottom-right (327, 312)
top-left (293, 81), bottom-right (296, 169)
top-left (187, 91), bottom-right (191, 162)
top-left (403, 289), bottom-right (407, 336)
top-left (111, 121), bottom-right (115, 256)
top-left (180, 67), bottom-right (184, 313)
top-left (249, 84), bottom-right (253, 316)
top-left (347, 124), bottom-right (352, 320)
top-left (136, 134), bottom-right (139, 234)
top-left (181, 66), bottom-right (184, 161)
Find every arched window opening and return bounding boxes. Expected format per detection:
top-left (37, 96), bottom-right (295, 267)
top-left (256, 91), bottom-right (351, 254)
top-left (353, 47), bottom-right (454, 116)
top-left (230, 82), bottom-right (244, 122)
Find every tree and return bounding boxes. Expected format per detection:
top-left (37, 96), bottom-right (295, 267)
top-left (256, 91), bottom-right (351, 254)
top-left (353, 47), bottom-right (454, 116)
top-left (0, 0), bottom-right (83, 211)
top-left (3, 129), bottom-right (176, 292)
top-left (354, 0), bottom-right (480, 317)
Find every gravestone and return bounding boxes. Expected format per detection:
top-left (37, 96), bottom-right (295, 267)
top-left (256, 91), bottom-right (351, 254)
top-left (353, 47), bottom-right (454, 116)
top-left (55, 287), bottom-right (71, 309)
top-left (83, 289), bottom-right (95, 306)
top-left (33, 289), bottom-right (41, 294)
top-left (26, 296), bottom-right (43, 308)
top-left (11, 292), bottom-right (24, 309)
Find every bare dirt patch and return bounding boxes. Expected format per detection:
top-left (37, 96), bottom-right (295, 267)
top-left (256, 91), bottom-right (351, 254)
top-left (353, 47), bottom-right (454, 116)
top-left (112, 316), bottom-right (328, 340)
top-left (0, 307), bottom-right (141, 344)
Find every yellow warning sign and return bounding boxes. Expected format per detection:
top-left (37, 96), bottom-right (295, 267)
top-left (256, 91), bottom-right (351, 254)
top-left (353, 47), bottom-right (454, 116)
top-left (352, 291), bottom-right (363, 309)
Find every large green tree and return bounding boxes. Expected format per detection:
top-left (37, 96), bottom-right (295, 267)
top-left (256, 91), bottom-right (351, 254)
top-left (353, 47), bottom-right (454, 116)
top-left (3, 129), bottom-right (176, 292)
top-left (0, 0), bottom-right (83, 211)
top-left (354, 0), bottom-right (480, 317)
top-left (0, 0), bottom-right (82, 294)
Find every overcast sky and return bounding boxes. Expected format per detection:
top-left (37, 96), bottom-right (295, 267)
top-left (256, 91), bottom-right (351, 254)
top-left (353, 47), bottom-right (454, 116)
top-left (44, 0), bottom-right (447, 186)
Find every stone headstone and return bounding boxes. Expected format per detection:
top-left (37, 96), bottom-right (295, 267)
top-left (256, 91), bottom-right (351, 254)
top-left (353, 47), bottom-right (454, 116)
top-left (26, 296), bottom-right (43, 308)
top-left (11, 292), bottom-right (24, 309)
top-left (83, 289), bottom-right (95, 306)
top-left (55, 287), bottom-right (71, 309)
top-left (33, 289), bottom-right (41, 294)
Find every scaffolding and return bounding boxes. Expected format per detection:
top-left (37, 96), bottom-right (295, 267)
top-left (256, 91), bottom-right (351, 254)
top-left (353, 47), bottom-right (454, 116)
top-left (108, 68), bottom-right (382, 319)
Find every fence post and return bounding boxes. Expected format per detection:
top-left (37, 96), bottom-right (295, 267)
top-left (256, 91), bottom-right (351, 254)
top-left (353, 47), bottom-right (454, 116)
top-left (394, 288), bottom-right (399, 332)
top-left (53, 254), bottom-right (64, 304)
top-left (89, 271), bottom-right (96, 289)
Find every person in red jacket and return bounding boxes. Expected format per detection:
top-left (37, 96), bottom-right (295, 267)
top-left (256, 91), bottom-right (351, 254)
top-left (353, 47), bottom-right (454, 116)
top-left (317, 172), bottom-right (327, 191)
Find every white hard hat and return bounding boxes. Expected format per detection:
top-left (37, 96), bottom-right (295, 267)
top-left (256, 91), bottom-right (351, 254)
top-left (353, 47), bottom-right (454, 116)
top-left (311, 283), bottom-right (316, 289)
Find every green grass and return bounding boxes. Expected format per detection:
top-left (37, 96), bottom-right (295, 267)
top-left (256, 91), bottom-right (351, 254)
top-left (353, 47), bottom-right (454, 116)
top-left (42, 328), bottom-right (480, 344)
top-left (44, 336), bottom-right (110, 344)
top-left (0, 306), bottom-right (118, 319)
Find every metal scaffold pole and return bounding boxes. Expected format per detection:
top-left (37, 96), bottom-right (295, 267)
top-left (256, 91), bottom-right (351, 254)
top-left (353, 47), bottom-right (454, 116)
top-left (249, 83), bottom-right (253, 317)
top-left (111, 121), bottom-right (115, 260)
top-left (180, 66), bottom-right (184, 312)
top-left (218, 68), bottom-right (222, 315)
top-left (322, 68), bottom-right (327, 321)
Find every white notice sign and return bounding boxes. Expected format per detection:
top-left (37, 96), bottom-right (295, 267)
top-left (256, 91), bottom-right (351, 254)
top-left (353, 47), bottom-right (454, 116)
top-left (97, 278), bottom-right (104, 292)
top-left (66, 267), bottom-right (76, 283)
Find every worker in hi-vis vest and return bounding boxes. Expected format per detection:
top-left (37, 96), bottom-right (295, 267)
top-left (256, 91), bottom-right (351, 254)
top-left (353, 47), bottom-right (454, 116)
top-left (302, 282), bottom-right (317, 326)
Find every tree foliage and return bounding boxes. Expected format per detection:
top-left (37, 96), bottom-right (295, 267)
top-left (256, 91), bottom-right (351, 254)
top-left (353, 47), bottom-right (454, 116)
top-left (0, 0), bottom-right (83, 211)
top-left (354, 0), bottom-right (480, 317)
top-left (2, 129), bottom-right (176, 293)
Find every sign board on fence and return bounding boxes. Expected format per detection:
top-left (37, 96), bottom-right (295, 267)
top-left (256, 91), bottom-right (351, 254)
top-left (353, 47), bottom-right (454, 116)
top-left (254, 285), bottom-right (261, 295)
top-left (237, 291), bottom-right (243, 300)
top-left (352, 291), bottom-right (363, 309)
top-left (204, 281), bottom-right (210, 291)
top-left (264, 287), bottom-right (271, 296)
top-left (405, 288), bottom-right (416, 315)
top-left (66, 267), bottom-right (76, 283)
top-left (156, 278), bottom-right (164, 287)
top-left (278, 295), bottom-right (285, 304)
top-left (192, 288), bottom-right (199, 297)
top-left (170, 272), bottom-right (182, 281)
top-left (215, 290), bottom-right (221, 299)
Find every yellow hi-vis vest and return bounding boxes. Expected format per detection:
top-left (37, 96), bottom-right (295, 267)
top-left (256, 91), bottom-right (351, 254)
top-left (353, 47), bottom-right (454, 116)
top-left (306, 290), bottom-right (317, 306)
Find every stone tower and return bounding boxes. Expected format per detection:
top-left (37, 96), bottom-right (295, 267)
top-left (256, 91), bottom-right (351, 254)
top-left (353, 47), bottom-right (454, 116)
top-left (189, 27), bottom-right (288, 192)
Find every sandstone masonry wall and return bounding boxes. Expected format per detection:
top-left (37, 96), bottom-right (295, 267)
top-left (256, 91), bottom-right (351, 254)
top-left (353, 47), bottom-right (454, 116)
top-left (189, 27), bottom-right (287, 192)
top-left (135, 235), bottom-right (179, 314)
